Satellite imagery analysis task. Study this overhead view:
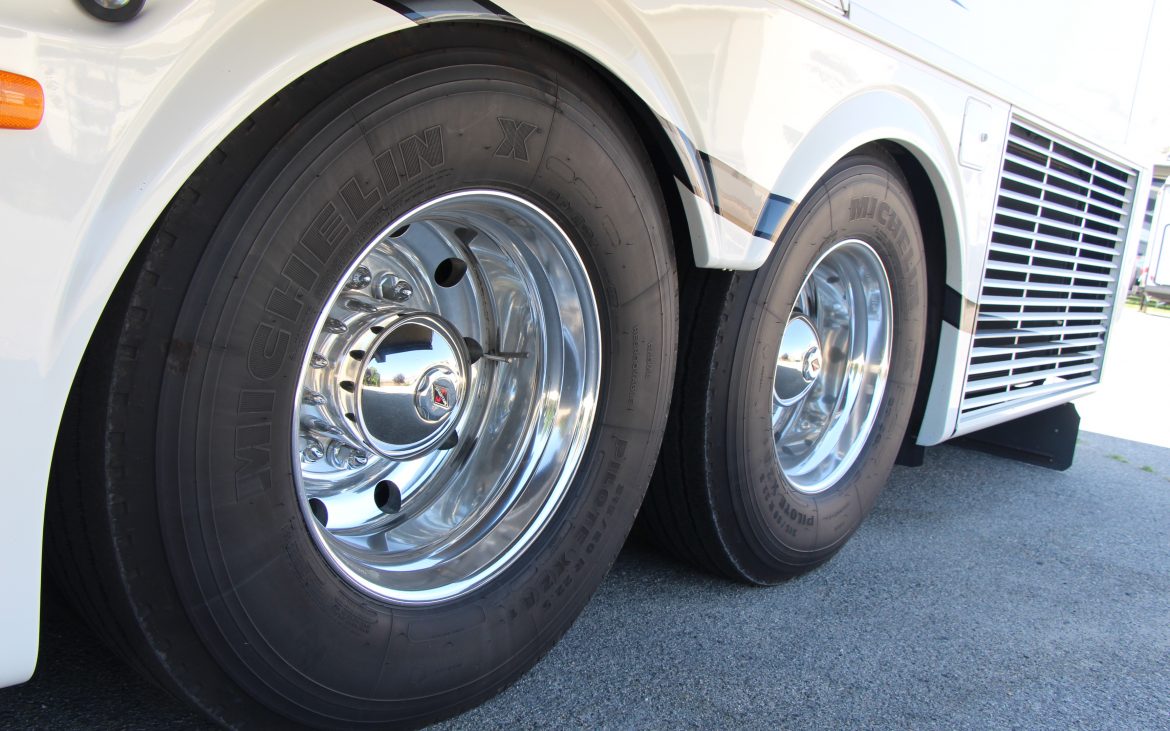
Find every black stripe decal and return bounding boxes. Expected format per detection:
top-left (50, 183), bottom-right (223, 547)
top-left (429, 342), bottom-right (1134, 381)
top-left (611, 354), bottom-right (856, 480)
top-left (753, 193), bottom-right (793, 241)
top-left (657, 120), bottom-right (715, 207)
top-left (696, 152), bottom-right (720, 212)
top-left (370, 0), bottom-right (518, 23)
top-left (371, 0), bottom-right (423, 21)
top-left (943, 285), bottom-right (977, 332)
top-left (659, 115), bottom-right (793, 244)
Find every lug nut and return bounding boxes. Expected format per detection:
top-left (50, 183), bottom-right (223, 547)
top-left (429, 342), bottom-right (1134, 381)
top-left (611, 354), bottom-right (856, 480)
top-left (345, 266), bottom-right (372, 290)
top-left (303, 391), bottom-right (327, 405)
top-left (379, 278), bottom-right (413, 303)
top-left (375, 273), bottom-right (414, 303)
top-left (324, 318), bottom-right (348, 334)
top-left (388, 280), bottom-right (413, 302)
top-left (327, 441), bottom-right (368, 469)
top-left (301, 439), bottom-right (325, 463)
top-left (310, 353), bottom-right (328, 368)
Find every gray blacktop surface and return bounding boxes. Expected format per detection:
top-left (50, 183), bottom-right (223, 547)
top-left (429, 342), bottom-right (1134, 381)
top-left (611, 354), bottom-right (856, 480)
top-left (1, 306), bottom-right (1168, 730)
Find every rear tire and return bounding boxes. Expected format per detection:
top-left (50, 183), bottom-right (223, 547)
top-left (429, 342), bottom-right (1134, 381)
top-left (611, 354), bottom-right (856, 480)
top-left (48, 26), bottom-right (676, 728)
top-left (644, 151), bottom-right (926, 583)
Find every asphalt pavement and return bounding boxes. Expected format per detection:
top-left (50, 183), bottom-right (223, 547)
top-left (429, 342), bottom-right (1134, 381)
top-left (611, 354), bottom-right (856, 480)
top-left (2, 309), bottom-right (1168, 730)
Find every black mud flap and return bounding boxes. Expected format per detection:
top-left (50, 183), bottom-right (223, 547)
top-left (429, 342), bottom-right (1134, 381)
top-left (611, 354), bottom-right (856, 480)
top-left (956, 402), bottom-right (1080, 471)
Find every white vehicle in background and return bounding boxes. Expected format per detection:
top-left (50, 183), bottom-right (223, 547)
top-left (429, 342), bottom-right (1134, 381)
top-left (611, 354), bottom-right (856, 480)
top-left (0, 0), bottom-right (1164, 726)
top-left (1139, 181), bottom-right (1170, 307)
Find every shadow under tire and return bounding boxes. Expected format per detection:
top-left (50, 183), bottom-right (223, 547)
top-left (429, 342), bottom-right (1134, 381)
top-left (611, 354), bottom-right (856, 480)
top-left (645, 150), bottom-right (926, 584)
top-left (47, 26), bottom-right (676, 728)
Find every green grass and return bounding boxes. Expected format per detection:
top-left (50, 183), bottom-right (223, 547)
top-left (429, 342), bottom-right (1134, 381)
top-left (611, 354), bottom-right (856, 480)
top-left (1125, 299), bottom-right (1170, 314)
top-left (1108, 453), bottom-right (1129, 463)
top-left (1141, 465), bottom-right (1156, 474)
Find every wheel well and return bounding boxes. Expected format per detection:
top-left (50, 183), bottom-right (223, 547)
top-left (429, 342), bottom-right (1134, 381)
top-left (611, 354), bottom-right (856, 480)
top-left (511, 32), bottom-right (955, 454)
top-left (879, 141), bottom-right (948, 456)
top-left (486, 27), bottom-right (698, 269)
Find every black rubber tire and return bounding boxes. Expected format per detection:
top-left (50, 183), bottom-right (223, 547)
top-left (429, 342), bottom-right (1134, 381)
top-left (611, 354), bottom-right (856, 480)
top-left (643, 150), bottom-right (926, 584)
top-left (47, 25), bottom-right (676, 729)
top-left (76, 0), bottom-right (144, 22)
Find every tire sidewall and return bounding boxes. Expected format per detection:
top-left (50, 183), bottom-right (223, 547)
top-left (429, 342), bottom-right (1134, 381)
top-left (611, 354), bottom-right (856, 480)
top-left (155, 52), bottom-right (674, 723)
top-left (716, 157), bottom-right (926, 578)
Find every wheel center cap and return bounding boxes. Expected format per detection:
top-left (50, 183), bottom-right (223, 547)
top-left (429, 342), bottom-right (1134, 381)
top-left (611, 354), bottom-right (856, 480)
top-left (774, 315), bottom-right (823, 405)
top-left (356, 314), bottom-right (467, 459)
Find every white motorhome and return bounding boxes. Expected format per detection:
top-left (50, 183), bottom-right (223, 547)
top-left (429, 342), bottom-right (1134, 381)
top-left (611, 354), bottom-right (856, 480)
top-left (0, 0), bottom-right (1164, 726)
top-left (1140, 180), bottom-right (1170, 305)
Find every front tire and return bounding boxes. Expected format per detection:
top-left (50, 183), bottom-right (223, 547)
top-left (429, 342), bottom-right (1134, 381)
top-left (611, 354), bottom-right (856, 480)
top-left (645, 150), bottom-right (926, 583)
top-left (49, 26), bottom-right (676, 728)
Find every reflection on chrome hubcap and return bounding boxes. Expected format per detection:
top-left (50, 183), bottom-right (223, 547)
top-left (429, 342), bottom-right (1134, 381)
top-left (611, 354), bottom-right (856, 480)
top-left (803, 345), bottom-right (823, 381)
top-left (774, 315), bottom-right (822, 405)
top-left (293, 190), bottom-right (601, 604)
top-left (772, 239), bottom-right (892, 494)
top-left (353, 313), bottom-right (467, 459)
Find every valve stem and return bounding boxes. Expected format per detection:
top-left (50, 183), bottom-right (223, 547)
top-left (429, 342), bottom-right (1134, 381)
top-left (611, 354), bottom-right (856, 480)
top-left (481, 350), bottom-right (529, 363)
top-left (463, 336), bottom-right (528, 364)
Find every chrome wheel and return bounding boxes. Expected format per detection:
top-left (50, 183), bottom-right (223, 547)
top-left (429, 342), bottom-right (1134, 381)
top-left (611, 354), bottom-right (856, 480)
top-left (78, 41), bottom-right (680, 726)
top-left (294, 190), bottom-right (601, 604)
top-left (773, 239), bottom-right (892, 494)
top-left (647, 153), bottom-right (923, 583)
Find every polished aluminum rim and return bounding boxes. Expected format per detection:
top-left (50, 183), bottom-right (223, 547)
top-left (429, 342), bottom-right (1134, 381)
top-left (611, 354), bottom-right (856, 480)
top-left (772, 239), bottom-right (892, 494)
top-left (293, 190), bottom-right (601, 604)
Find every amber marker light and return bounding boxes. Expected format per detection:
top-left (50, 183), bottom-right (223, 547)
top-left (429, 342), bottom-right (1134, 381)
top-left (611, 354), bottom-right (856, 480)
top-left (0, 70), bottom-right (45, 130)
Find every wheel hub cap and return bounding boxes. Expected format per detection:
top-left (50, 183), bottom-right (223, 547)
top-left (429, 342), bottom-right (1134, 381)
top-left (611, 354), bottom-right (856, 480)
top-left (774, 315), bottom-right (822, 404)
top-left (356, 314), bottom-right (467, 459)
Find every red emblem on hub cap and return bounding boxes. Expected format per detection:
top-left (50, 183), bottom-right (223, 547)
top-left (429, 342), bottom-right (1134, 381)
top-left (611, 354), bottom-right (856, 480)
top-left (432, 383), bottom-right (450, 409)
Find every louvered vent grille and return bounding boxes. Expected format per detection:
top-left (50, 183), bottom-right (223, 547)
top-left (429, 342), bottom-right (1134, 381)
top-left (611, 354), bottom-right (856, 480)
top-left (960, 120), bottom-right (1136, 421)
